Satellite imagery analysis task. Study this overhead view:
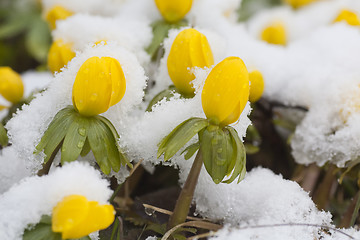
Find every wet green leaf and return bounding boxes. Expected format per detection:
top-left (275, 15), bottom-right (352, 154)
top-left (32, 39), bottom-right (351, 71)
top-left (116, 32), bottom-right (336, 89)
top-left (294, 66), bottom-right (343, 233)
top-left (0, 122), bottom-right (8, 147)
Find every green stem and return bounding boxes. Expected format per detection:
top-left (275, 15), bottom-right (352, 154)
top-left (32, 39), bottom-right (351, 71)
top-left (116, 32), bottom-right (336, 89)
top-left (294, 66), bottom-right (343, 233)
top-left (37, 141), bottom-right (62, 176)
top-left (167, 149), bottom-right (203, 230)
top-left (350, 190), bottom-right (360, 226)
top-left (109, 183), bottom-right (123, 204)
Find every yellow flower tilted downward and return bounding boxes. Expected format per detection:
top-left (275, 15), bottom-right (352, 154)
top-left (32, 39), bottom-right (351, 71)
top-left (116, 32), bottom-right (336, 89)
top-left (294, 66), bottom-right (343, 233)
top-left (52, 195), bottom-right (115, 239)
top-left (284, 0), bottom-right (319, 8)
top-left (155, 0), bottom-right (193, 23)
top-left (202, 57), bottom-right (250, 126)
top-left (167, 28), bottom-right (214, 97)
top-left (72, 56), bottom-right (126, 117)
top-left (334, 9), bottom-right (360, 26)
top-left (48, 40), bottom-right (76, 74)
top-left (0, 67), bottom-right (24, 104)
top-left (249, 70), bottom-right (265, 103)
top-left (45, 5), bottom-right (74, 30)
top-left (261, 22), bottom-right (287, 46)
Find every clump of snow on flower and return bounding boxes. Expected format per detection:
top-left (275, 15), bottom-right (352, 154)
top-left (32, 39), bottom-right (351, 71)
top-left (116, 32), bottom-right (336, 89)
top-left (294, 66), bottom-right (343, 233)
top-left (3, 43), bottom-right (146, 180)
top-left (53, 14), bottom-right (151, 65)
top-left (0, 161), bottom-right (112, 240)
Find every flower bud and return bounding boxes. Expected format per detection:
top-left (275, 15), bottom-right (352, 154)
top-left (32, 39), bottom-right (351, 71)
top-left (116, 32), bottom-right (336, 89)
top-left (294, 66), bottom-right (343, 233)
top-left (155, 0), bottom-right (193, 23)
top-left (52, 195), bottom-right (115, 239)
top-left (334, 9), bottom-right (360, 26)
top-left (167, 28), bottom-right (214, 97)
top-left (284, 0), bottom-right (319, 8)
top-left (45, 5), bottom-right (73, 30)
top-left (0, 67), bottom-right (24, 104)
top-left (249, 70), bottom-right (264, 102)
top-left (201, 57), bottom-right (249, 126)
top-left (261, 22), bottom-right (287, 46)
top-left (48, 40), bottom-right (76, 74)
top-left (72, 56), bottom-right (126, 117)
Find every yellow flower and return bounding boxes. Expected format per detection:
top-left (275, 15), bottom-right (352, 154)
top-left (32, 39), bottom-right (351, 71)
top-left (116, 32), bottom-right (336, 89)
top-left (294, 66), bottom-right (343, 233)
top-left (249, 70), bottom-right (265, 102)
top-left (0, 67), bottom-right (24, 104)
top-left (45, 5), bottom-right (73, 30)
top-left (261, 22), bottom-right (287, 46)
top-left (284, 0), bottom-right (319, 8)
top-left (72, 56), bottom-right (126, 117)
top-left (201, 57), bottom-right (249, 126)
top-left (155, 0), bottom-right (193, 23)
top-left (52, 195), bottom-right (115, 239)
top-left (167, 28), bottom-right (214, 97)
top-left (333, 9), bottom-right (360, 26)
top-left (48, 40), bottom-right (76, 74)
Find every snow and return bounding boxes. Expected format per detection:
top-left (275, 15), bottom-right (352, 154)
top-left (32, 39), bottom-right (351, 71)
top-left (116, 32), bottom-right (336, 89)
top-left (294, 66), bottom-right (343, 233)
top-left (0, 162), bottom-right (112, 240)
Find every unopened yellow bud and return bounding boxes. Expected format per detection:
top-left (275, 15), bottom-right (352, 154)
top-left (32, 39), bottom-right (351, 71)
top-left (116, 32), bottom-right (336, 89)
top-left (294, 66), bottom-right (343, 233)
top-left (0, 67), bottom-right (24, 104)
top-left (284, 0), bottom-right (319, 8)
top-left (94, 40), bottom-right (108, 46)
top-left (155, 0), bottom-right (193, 23)
top-left (52, 195), bottom-right (115, 239)
top-left (334, 9), bottom-right (360, 26)
top-left (72, 56), bottom-right (126, 117)
top-left (48, 40), bottom-right (76, 74)
top-left (261, 22), bottom-right (287, 46)
top-left (202, 57), bottom-right (249, 126)
top-left (45, 5), bottom-right (73, 30)
top-left (167, 28), bottom-right (214, 97)
top-left (249, 70), bottom-right (265, 102)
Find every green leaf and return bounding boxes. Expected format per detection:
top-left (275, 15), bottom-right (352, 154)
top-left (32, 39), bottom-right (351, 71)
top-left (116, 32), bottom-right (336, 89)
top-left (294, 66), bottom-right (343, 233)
top-left (25, 16), bottom-right (51, 62)
top-left (80, 138), bottom-right (91, 157)
top-left (181, 142), bottom-right (199, 160)
top-left (0, 122), bottom-right (8, 147)
top-left (146, 86), bottom-right (177, 112)
top-left (157, 118), bottom-right (209, 161)
top-left (0, 13), bottom-right (31, 39)
top-left (200, 126), bottom-right (233, 184)
top-left (87, 118), bottom-right (112, 174)
top-left (244, 143), bottom-right (259, 154)
top-left (222, 127), bottom-right (246, 184)
top-left (35, 107), bottom-right (75, 163)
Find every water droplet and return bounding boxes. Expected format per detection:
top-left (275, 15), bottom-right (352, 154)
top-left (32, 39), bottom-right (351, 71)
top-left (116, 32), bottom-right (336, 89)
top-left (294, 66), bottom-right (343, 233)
top-left (217, 148), bottom-right (223, 153)
top-left (78, 128), bottom-right (86, 136)
top-left (77, 140), bottom-right (85, 148)
top-left (90, 93), bottom-right (98, 101)
top-left (144, 207), bottom-right (155, 216)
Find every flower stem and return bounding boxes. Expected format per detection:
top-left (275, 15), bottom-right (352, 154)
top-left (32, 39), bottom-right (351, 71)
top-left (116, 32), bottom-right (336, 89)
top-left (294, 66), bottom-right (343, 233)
top-left (37, 141), bottom-right (62, 176)
top-left (167, 149), bottom-right (203, 230)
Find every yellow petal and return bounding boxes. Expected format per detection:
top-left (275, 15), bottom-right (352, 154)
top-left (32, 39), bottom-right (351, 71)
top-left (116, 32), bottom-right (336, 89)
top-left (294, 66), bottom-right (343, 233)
top-left (0, 67), bottom-right (24, 104)
top-left (201, 57), bottom-right (249, 125)
top-left (284, 0), bottom-right (319, 8)
top-left (47, 40), bottom-right (76, 74)
top-left (249, 70), bottom-right (265, 102)
top-left (45, 5), bottom-right (73, 30)
top-left (333, 9), bottom-right (360, 26)
top-left (52, 195), bottom-right (115, 239)
top-left (0, 105), bottom-right (8, 111)
top-left (72, 57), bottom-right (126, 116)
top-left (62, 201), bottom-right (115, 239)
top-left (261, 22), bottom-right (287, 46)
top-left (155, 0), bottom-right (193, 23)
top-left (52, 195), bottom-right (89, 236)
top-left (167, 28), bottom-right (214, 97)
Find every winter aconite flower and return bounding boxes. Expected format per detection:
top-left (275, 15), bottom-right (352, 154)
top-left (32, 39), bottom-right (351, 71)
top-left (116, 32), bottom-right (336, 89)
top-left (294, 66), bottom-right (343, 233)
top-left (72, 56), bottom-right (126, 116)
top-left (261, 22), bottom-right (287, 46)
top-left (48, 40), bottom-right (76, 74)
top-left (155, 0), bottom-right (193, 23)
top-left (284, 0), bottom-right (319, 8)
top-left (0, 67), bottom-right (24, 104)
top-left (45, 5), bottom-right (74, 30)
top-left (52, 195), bottom-right (115, 239)
top-left (202, 57), bottom-right (249, 126)
top-left (167, 28), bottom-right (214, 97)
top-left (334, 9), bottom-right (360, 26)
top-left (249, 70), bottom-right (265, 103)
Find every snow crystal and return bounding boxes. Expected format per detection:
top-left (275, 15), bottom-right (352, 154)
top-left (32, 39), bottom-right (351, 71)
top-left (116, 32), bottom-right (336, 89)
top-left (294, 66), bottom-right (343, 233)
top-left (3, 43), bottom-right (146, 182)
top-left (0, 161), bottom-right (112, 240)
